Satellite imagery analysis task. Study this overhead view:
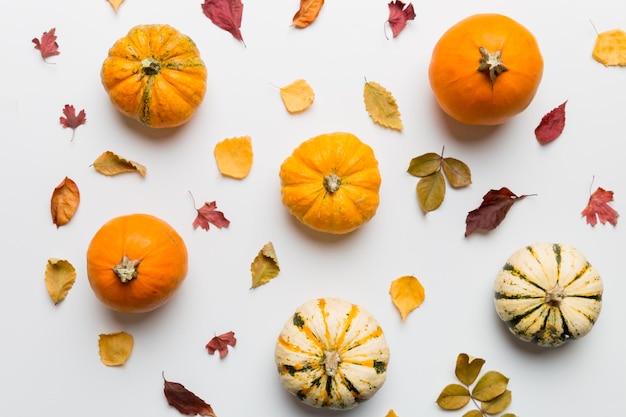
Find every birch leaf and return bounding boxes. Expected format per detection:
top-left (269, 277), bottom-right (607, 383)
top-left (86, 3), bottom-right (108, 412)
top-left (214, 136), bottom-right (253, 179)
top-left (98, 331), bottom-right (134, 366)
top-left (50, 177), bottom-right (80, 227)
top-left (250, 242), bottom-right (280, 288)
top-left (389, 275), bottom-right (425, 321)
top-left (416, 171), bottom-right (445, 213)
top-left (592, 28), bottom-right (626, 66)
top-left (279, 79), bottom-right (315, 114)
top-left (363, 80), bottom-right (403, 131)
top-left (92, 151), bottom-right (147, 177)
top-left (44, 258), bottom-right (76, 304)
top-left (107, 0), bottom-right (125, 12)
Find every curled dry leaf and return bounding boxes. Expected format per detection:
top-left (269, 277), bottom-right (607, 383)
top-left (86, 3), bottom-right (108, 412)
top-left (92, 151), bottom-right (147, 177)
top-left (250, 242), bottom-right (280, 289)
top-left (214, 136), bottom-right (253, 179)
top-left (535, 101), bottom-right (567, 144)
top-left (51, 176), bottom-right (80, 227)
top-left (465, 187), bottom-right (533, 237)
top-left (363, 80), bottom-right (403, 131)
top-left (292, 0), bottom-right (325, 28)
top-left (44, 258), bottom-right (76, 304)
top-left (206, 331), bottom-right (237, 358)
top-left (98, 331), bottom-right (134, 366)
top-left (32, 28), bottom-right (60, 60)
top-left (389, 275), bottom-right (425, 321)
top-left (107, 0), bottom-right (125, 12)
top-left (279, 79), bottom-right (315, 114)
top-left (386, 1), bottom-right (416, 39)
top-left (582, 186), bottom-right (618, 226)
top-left (592, 28), bottom-right (626, 66)
top-left (201, 0), bottom-right (245, 45)
top-left (163, 374), bottom-right (217, 416)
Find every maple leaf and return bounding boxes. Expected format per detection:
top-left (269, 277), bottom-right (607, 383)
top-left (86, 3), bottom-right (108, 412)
top-left (201, 0), bottom-right (245, 45)
top-left (190, 193), bottom-right (230, 231)
top-left (535, 101), bottom-right (567, 144)
top-left (386, 1), bottom-right (416, 39)
top-left (206, 331), bottom-right (237, 358)
top-left (32, 28), bottom-right (60, 60)
top-left (465, 187), bottom-right (534, 237)
top-left (163, 373), bottom-right (217, 416)
top-left (581, 187), bottom-right (618, 226)
top-left (59, 105), bottom-right (86, 141)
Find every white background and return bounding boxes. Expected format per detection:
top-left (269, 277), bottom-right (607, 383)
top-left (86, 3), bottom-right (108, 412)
top-left (2, 0), bottom-right (625, 416)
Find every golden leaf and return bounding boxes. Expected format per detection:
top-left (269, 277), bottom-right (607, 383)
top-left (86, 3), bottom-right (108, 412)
top-left (44, 258), bottom-right (76, 305)
top-left (214, 136), bottom-right (253, 179)
top-left (455, 353), bottom-right (485, 386)
top-left (436, 383), bottom-right (471, 410)
top-left (442, 157), bottom-right (472, 188)
top-left (250, 242), bottom-right (280, 289)
top-left (385, 410), bottom-right (399, 417)
top-left (98, 331), bottom-right (134, 366)
top-left (50, 176), bottom-right (80, 227)
top-left (472, 371), bottom-right (509, 402)
top-left (92, 151), bottom-right (147, 177)
top-left (416, 171), bottom-right (445, 213)
top-left (389, 275), bottom-right (425, 321)
top-left (279, 79), bottom-right (315, 114)
top-left (363, 80), bottom-right (403, 131)
top-left (107, 0), bottom-right (125, 12)
top-left (292, 0), bottom-right (325, 28)
top-left (481, 390), bottom-right (512, 414)
top-left (592, 28), bottom-right (626, 66)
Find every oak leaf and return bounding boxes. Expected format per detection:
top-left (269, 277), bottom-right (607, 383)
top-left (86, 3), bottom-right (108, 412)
top-left (163, 374), bottom-right (217, 416)
top-left (292, 0), bottom-right (324, 28)
top-left (107, 0), bottom-right (125, 12)
top-left (592, 28), bottom-right (626, 66)
top-left (214, 136), bottom-right (253, 179)
top-left (363, 80), bottom-right (403, 131)
top-left (386, 1), bottom-right (416, 39)
top-left (581, 187), bottom-right (618, 226)
top-left (206, 331), bottom-right (237, 358)
top-left (51, 176), bottom-right (80, 227)
top-left (279, 79), bottom-right (315, 114)
top-left (201, 0), bottom-right (245, 45)
top-left (92, 151), bottom-right (147, 177)
top-left (465, 188), bottom-right (533, 237)
top-left (98, 331), bottom-right (134, 366)
top-left (389, 275), bottom-right (425, 321)
top-left (250, 242), bottom-right (280, 288)
top-left (32, 28), bottom-right (60, 60)
top-left (59, 104), bottom-right (86, 141)
top-left (535, 101), bottom-right (567, 144)
top-left (44, 258), bottom-right (76, 304)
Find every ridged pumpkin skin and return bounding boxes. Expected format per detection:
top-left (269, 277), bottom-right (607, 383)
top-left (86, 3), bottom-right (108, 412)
top-left (101, 24), bottom-right (207, 128)
top-left (86, 214), bottom-right (188, 313)
top-left (279, 132), bottom-right (381, 234)
top-left (428, 14), bottom-right (543, 125)
top-left (494, 243), bottom-right (603, 347)
top-left (275, 298), bottom-right (390, 410)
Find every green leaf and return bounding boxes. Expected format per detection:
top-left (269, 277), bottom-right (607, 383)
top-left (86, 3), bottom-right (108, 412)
top-left (462, 410), bottom-right (483, 417)
top-left (436, 383), bottom-right (471, 410)
top-left (407, 153), bottom-right (441, 177)
top-left (482, 389), bottom-right (512, 414)
top-left (442, 157), bottom-right (472, 188)
top-left (455, 353), bottom-right (485, 386)
top-left (472, 370), bottom-right (509, 402)
top-left (416, 171), bottom-right (445, 212)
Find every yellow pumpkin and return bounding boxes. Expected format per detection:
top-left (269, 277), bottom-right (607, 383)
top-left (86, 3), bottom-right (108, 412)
top-left (101, 24), bottom-right (207, 128)
top-left (279, 132), bottom-right (381, 234)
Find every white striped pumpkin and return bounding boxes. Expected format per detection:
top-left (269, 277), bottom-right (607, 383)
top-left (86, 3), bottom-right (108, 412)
top-left (274, 298), bottom-right (390, 410)
top-left (494, 242), bottom-right (603, 347)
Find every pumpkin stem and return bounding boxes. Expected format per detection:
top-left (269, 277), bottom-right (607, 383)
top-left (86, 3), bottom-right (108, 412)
top-left (545, 284), bottom-right (565, 307)
top-left (141, 58), bottom-right (161, 76)
top-left (477, 47), bottom-right (508, 84)
top-left (113, 255), bottom-right (141, 284)
top-left (323, 173), bottom-right (342, 194)
top-left (323, 350), bottom-right (341, 377)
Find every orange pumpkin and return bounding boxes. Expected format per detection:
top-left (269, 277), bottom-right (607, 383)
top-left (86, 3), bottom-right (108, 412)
top-left (101, 24), bottom-right (207, 128)
top-left (428, 14), bottom-right (544, 125)
top-left (86, 214), bottom-right (188, 313)
top-left (279, 132), bottom-right (381, 234)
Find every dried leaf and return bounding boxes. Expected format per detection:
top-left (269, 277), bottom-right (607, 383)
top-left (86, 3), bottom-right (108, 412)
top-left (386, 1), bottom-right (416, 39)
top-left (92, 151), bottom-right (147, 177)
top-left (592, 28), bottom-right (626, 66)
top-left (98, 331), bottom-right (134, 366)
top-left (51, 176), bottom-right (80, 227)
top-left (192, 199), bottom-right (231, 231)
top-left (471, 371), bottom-right (509, 402)
top-left (482, 390), bottom-right (512, 414)
top-left (206, 331), bottom-right (237, 358)
top-left (436, 384), bottom-right (471, 410)
top-left (250, 242), bottom-right (280, 288)
top-left (389, 275), bottom-right (425, 321)
top-left (363, 80), bottom-right (403, 131)
top-left (581, 186), bottom-right (618, 226)
top-left (465, 188), bottom-right (533, 237)
top-left (292, 0), bottom-right (325, 28)
top-left (44, 258), bottom-right (76, 304)
top-left (214, 136), bottom-right (253, 179)
top-left (107, 0), bottom-right (125, 12)
top-left (385, 410), bottom-right (398, 417)
top-left (32, 28), bottom-right (60, 60)
top-left (535, 101), bottom-right (567, 144)
top-left (455, 353), bottom-right (485, 386)
top-left (416, 171), bottom-right (445, 213)
top-left (279, 79), bottom-right (315, 114)
top-left (407, 152), bottom-right (441, 177)
top-left (201, 0), bottom-right (245, 45)
top-left (441, 157), bottom-right (472, 188)
top-left (163, 374), bottom-right (217, 416)
top-left (60, 104), bottom-right (86, 141)
top-left (462, 411), bottom-right (483, 417)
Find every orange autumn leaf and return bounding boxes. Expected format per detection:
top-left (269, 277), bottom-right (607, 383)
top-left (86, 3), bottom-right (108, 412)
top-left (385, 410), bottom-right (399, 417)
top-left (389, 275), bottom-right (425, 321)
top-left (292, 0), bottom-right (324, 28)
top-left (44, 258), bottom-right (76, 305)
top-left (50, 176), bottom-right (79, 227)
top-left (279, 79), bottom-right (315, 114)
top-left (98, 331), bottom-right (134, 366)
top-left (592, 28), bottom-right (626, 66)
top-left (214, 135), bottom-right (253, 179)
top-left (107, 0), bottom-right (125, 12)
top-left (92, 151), bottom-right (147, 177)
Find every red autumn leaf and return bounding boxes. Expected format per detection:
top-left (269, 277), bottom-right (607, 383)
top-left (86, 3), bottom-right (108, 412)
top-left (581, 187), bottom-right (618, 226)
top-left (386, 1), bottom-right (416, 38)
top-left (206, 331), bottom-right (237, 358)
top-left (163, 373), bottom-right (217, 416)
top-left (192, 200), bottom-right (230, 230)
top-left (535, 100), bottom-right (567, 144)
top-left (32, 28), bottom-right (60, 60)
top-left (465, 187), bottom-right (533, 237)
top-left (59, 105), bottom-right (86, 141)
top-left (201, 0), bottom-right (245, 45)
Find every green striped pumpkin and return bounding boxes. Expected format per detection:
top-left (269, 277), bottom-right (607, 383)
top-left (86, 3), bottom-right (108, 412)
top-left (494, 242), bottom-right (603, 347)
top-left (274, 298), bottom-right (390, 410)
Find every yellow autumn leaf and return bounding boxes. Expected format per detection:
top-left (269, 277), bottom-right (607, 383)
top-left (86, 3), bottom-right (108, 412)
top-left (279, 79), bottom-right (315, 114)
top-left (92, 151), bottom-right (147, 177)
top-left (98, 331), bottom-right (134, 366)
top-left (50, 176), bottom-right (80, 227)
top-left (389, 275), bottom-right (425, 321)
top-left (363, 80), bottom-right (403, 131)
top-left (592, 28), bottom-right (626, 66)
top-left (44, 258), bottom-right (76, 305)
top-left (386, 410), bottom-right (399, 417)
top-left (251, 242), bottom-right (280, 289)
top-left (107, 0), bottom-right (125, 12)
top-left (214, 136), bottom-right (253, 179)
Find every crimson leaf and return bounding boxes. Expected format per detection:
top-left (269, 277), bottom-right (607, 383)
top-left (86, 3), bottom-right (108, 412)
top-left (465, 188), bottom-right (533, 237)
top-left (192, 200), bottom-right (230, 231)
top-left (201, 0), bottom-right (245, 45)
top-left (535, 101), bottom-right (567, 144)
top-left (163, 374), bottom-right (217, 416)
top-left (32, 28), bottom-right (60, 60)
top-left (581, 187), bottom-right (618, 226)
top-left (206, 331), bottom-right (237, 358)
top-left (386, 1), bottom-right (416, 38)
top-left (60, 105), bottom-right (86, 141)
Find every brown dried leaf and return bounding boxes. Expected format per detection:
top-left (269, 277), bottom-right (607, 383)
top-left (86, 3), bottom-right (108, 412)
top-left (250, 242), bottom-right (280, 288)
top-left (98, 331), bottom-right (134, 366)
top-left (214, 136), bottom-right (253, 179)
top-left (51, 177), bottom-right (80, 227)
top-left (279, 79), bottom-right (315, 114)
top-left (292, 0), bottom-right (325, 28)
top-left (107, 0), bottom-right (125, 12)
top-left (44, 258), bottom-right (76, 304)
top-left (472, 371), bottom-right (509, 402)
top-left (163, 374), bottom-right (217, 416)
top-left (436, 383), bottom-right (471, 410)
top-left (389, 275), bottom-right (425, 322)
top-left (442, 157), bottom-right (472, 188)
top-left (92, 151), bottom-right (147, 177)
top-left (482, 390), bottom-right (512, 414)
top-left (455, 353), bottom-right (485, 386)
top-left (363, 80), bottom-right (403, 131)
top-left (407, 152), bottom-right (441, 177)
top-left (592, 28), bottom-right (626, 66)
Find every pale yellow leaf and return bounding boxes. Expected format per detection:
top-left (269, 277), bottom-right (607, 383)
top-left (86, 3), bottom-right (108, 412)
top-left (214, 136), bottom-right (253, 179)
top-left (251, 242), bottom-right (280, 288)
top-left (98, 331), bottom-right (134, 366)
top-left (50, 177), bottom-right (80, 227)
top-left (389, 275), bottom-right (425, 321)
top-left (44, 258), bottom-right (76, 305)
top-left (363, 80), bottom-right (403, 131)
top-left (92, 151), bottom-right (147, 177)
top-left (279, 79), bottom-right (315, 113)
top-left (592, 28), bottom-right (626, 66)
top-left (107, 0), bottom-right (125, 12)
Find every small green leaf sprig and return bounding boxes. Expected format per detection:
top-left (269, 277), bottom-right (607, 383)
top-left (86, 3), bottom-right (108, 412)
top-left (436, 353), bottom-right (516, 417)
top-left (407, 147), bottom-right (471, 213)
